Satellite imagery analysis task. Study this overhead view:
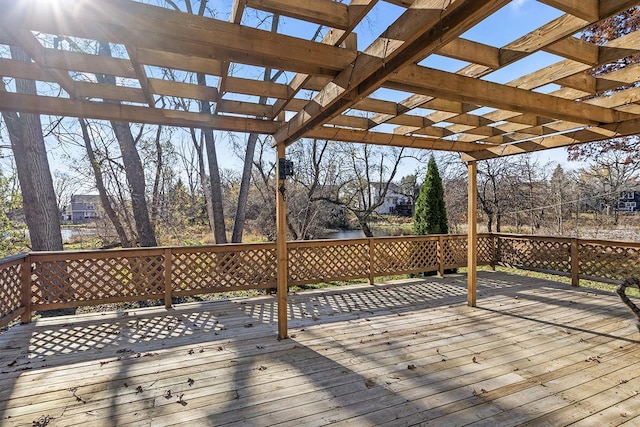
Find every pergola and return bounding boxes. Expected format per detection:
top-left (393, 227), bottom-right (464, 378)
top-left (1, 0), bottom-right (640, 339)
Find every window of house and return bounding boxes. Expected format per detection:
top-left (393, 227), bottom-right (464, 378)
top-left (620, 192), bottom-right (634, 200)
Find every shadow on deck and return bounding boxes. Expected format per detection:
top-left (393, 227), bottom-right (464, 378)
top-left (1, 271), bottom-right (639, 426)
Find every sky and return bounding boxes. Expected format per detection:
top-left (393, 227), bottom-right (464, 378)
top-left (38, 0), bottom-right (587, 189)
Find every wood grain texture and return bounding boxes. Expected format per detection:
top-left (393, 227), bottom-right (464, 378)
top-left (1, 271), bottom-right (638, 426)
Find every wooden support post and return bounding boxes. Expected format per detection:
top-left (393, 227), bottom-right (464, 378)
top-left (164, 248), bottom-right (172, 309)
top-left (20, 255), bottom-right (31, 324)
top-left (438, 235), bottom-right (445, 278)
top-left (368, 238), bottom-right (375, 285)
top-left (571, 238), bottom-right (579, 287)
top-left (467, 161), bottom-right (478, 307)
top-left (490, 233), bottom-right (497, 271)
top-left (276, 142), bottom-right (288, 340)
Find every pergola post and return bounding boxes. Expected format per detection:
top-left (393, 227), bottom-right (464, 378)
top-left (276, 141), bottom-right (288, 340)
top-left (467, 160), bottom-right (477, 307)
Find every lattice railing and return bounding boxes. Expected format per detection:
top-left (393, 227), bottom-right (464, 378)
top-left (477, 234), bottom-right (494, 265)
top-left (172, 243), bottom-right (277, 294)
top-left (443, 235), bottom-right (468, 268)
top-left (3, 233), bottom-right (637, 323)
top-left (578, 240), bottom-right (640, 283)
top-left (30, 249), bottom-right (166, 310)
top-left (0, 254), bottom-right (27, 328)
top-left (373, 236), bottom-right (439, 275)
top-left (288, 239), bottom-right (370, 285)
top-left (495, 235), bottom-right (572, 274)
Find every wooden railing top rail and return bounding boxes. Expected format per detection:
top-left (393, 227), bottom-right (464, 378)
top-left (0, 253), bottom-right (28, 268)
top-left (26, 241), bottom-right (277, 258)
top-left (492, 233), bottom-right (640, 248)
top-left (2, 232), bottom-right (635, 265)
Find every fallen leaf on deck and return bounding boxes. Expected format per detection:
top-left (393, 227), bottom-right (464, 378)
top-left (187, 378), bottom-right (195, 387)
top-left (177, 393), bottom-right (187, 406)
top-left (408, 364), bottom-right (417, 370)
top-left (32, 415), bottom-right (52, 426)
top-left (364, 379), bottom-right (375, 388)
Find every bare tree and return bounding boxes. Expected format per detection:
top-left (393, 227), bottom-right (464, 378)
top-left (96, 42), bottom-right (157, 247)
top-left (316, 144), bottom-right (408, 237)
top-left (579, 148), bottom-right (640, 224)
top-left (79, 119), bottom-right (133, 247)
top-left (1, 46), bottom-right (63, 251)
top-left (516, 155), bottom-right (551, 233)
top-left (477, 158), bottom-right (514, 233)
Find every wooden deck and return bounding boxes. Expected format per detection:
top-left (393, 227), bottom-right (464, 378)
top-left (1, 271), bottom-right (639, 427)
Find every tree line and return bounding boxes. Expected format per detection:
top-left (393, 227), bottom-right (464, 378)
top-left (1, 3), bottom-right (639, 256)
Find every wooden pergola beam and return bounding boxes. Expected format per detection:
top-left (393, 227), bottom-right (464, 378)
top-left (0, 91), bottom-right (280, 133)
top-left (537, 0), bottom-right (599, 21)
top-left (246, 0), bottom-right (350, 30)
top-left (462, 114), bottom-right (640, 161)
top-left (273, 0), bottom-right (510, 145)
top-left (0, 0), bottom-right (356, 77)
top-left (304, 126), bottom-right (488, 152)
top-left (269, 0), bottom-right (377, 120)
top-left (389, 65), bottom-right (631, 125)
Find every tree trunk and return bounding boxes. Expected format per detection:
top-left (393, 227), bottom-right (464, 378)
top-left (359, 219), bottom-right (373, 237)
top-left (150, 125), bottom-right (163, 227)
top-left (197, 73), bottom-right (227, 244)
top-left (232, 132), bottom-right (260, 243)
top-left (232, 15), bottom-right (280, 243)
top-left (79, 119), bottom-right (132, 247)
top-left (2, 46), bottom-right (62, 252)
top-left (110, 121), bottom-right (157, 247)
top-left (97, 42), bottom-right (157, 247)
top-left (196, 132), bottom-right (216, 233)
top-left (202, 126), bottom-right (227, 243)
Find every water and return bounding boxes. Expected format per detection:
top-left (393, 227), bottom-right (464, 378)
top-left (60, 227), bottom-right (96, 241)
top-left (323, 229), bottom-right (367, 239)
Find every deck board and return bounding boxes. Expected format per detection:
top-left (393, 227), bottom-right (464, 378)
top-left (1, 271), bottom-right (638, 426)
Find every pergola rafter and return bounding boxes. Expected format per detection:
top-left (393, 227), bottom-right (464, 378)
top-left (1, 0), bottom-right (640, 339)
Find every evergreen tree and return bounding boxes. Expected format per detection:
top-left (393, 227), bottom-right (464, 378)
top-left (414, 156), bottom-right (448, 235)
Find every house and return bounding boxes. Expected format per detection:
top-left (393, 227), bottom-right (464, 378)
top-left (370, 183), bottom-right (414, 216)
top-left (616, 190), bottom-right (640, 212)
top-left (61, 194), bottom-right (101, 224)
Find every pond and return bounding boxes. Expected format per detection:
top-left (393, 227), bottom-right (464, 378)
top-left (322, 229), bottom-right (367, 240)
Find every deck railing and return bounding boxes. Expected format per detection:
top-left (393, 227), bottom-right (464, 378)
top-left (493, 233), bottom-right (640, 285)
top-left (1, 233), bottom-right (638, 328)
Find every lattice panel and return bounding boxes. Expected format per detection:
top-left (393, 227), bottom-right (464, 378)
top-left (477, 236), bottom-right (494, 265)
top-left (579, 243), bottom-right (640, 281)
top-left (0, 259), bottom-right (23, 321)
top-left (288, 242), bottom-right (369, 284)
top-left (373, 239), bottom-right (438, 275)
top-left (172, 247), bottom-right (277, 292)
top-left (31, 256), bottom-right (165, 306)
top-left (496, 238), bottom-right (571, 273)
top-left (443, 238), bottom-right (467, 267)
